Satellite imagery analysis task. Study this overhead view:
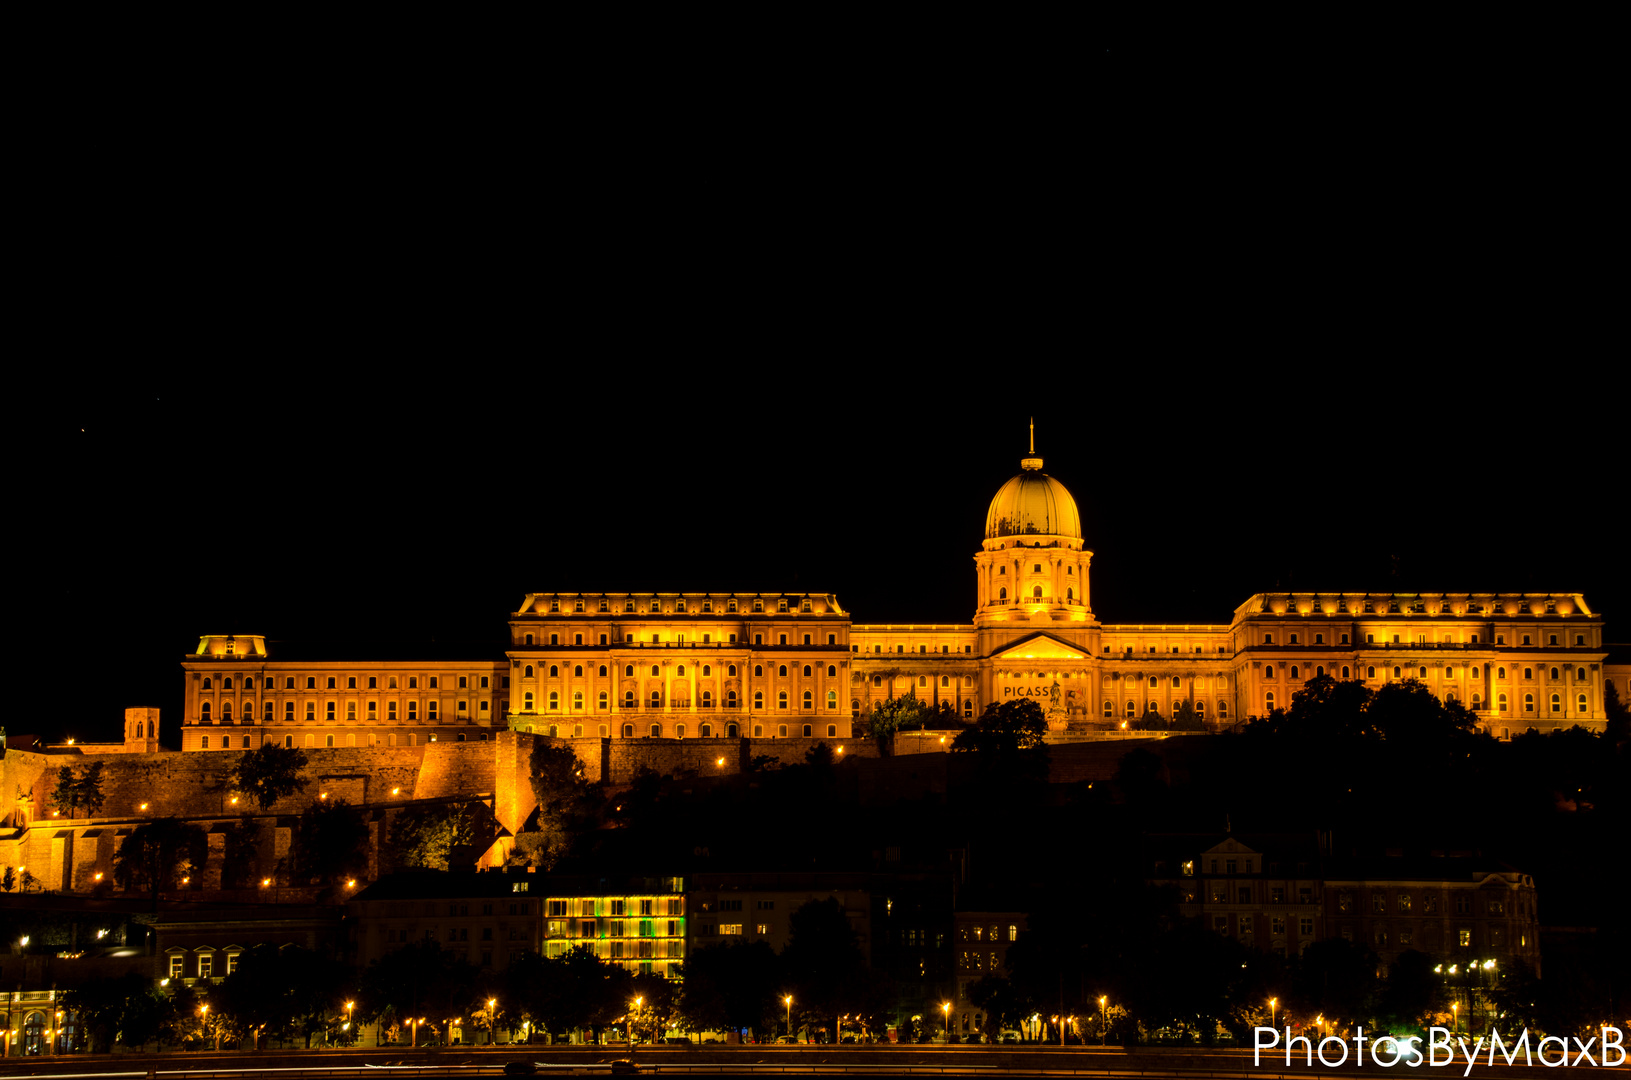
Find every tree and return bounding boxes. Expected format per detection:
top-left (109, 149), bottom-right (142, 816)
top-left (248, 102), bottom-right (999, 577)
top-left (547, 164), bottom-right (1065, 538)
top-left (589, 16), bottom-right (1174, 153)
top-left (219, 817), bottom-right (266, 890)
top-left (113, 818), bottom-right (208, 899)
top-left (950, 699), bottom-right (1048, 754)
top-left (678, 940), bottom-right (780, 1040)
top-left (967, 975), bottom-right (1030, 1041)
top-left (1604, 680), bottom-right (1630, 747)
top-left (1291, 938), bottom-right (1378, 1029)
top-left (513, 742), bottom-right (596, 870)
top-left (1132, 707), bottom-right (1167, 732)
top-left (1376, 949), bottom-right (1443, 1033)
top-left (116, 979), bottom-right (178, 1050)
top-left (60, 972), bottom-right (157, 1052)
top-left (293, 798), bottom-right (369, 886)
top-left (1, 866), bottom-right (14, 892)
top-left (362, 939), bottom-right (478, 1036)
top-left (230, 744), bottom-right (310, 810)
top-left (631, 971), bottom-right (678, 1042)
top-left (782, 897), bottom-right (867, 1044)
top-left (1171, 699), bottom-right (1205, 731)
top-left (387, 802), bottom-right (478, 871)
top-left (868, 694), bottom-right (933, 755)
top-left (949, 699), bottom-right (1051, 785)
top-left (48, 761), bottom-right (106, 818)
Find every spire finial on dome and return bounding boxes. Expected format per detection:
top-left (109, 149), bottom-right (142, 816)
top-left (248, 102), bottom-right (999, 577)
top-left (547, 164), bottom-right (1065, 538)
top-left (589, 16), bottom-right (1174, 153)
top-left (1021, 419), bottom-right (1043, 471)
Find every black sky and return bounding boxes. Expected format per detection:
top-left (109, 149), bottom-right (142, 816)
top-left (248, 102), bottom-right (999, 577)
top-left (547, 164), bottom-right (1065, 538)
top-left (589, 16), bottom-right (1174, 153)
top-left (20, 40), bottom-right (1622, 744)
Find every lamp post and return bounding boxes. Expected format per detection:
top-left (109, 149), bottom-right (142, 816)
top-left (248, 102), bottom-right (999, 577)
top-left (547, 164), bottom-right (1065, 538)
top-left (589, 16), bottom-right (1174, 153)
top-left (487, 999), bottom-right (496, 1045)
top-left (1269, 997), bottom-right (1277, 1031)
top-left (345, 1001), bottom-right (355, 1045)
top-left (1099, 996), bottom-right (1107, 1047)
top-left (785, 995), bottom-right (793, 1041)
top-left (633, 996), bottom-right (643, 1045)
top-left (940, 1002), bottom-right (951, 1043)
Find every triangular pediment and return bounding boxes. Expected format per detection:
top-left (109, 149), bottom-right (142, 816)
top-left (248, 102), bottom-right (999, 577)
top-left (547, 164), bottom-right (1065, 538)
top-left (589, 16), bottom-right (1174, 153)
top-left (1201, 837), bottom-right (1261, 858)
top-left (992, 632), bottom-right (1089, 661)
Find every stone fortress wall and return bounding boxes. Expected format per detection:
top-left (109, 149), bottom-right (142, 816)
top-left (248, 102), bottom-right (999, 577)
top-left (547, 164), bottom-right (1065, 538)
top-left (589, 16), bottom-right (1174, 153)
top-left (0, 730), bottom-right (498, 895)
top-left (2, 714), bottom-right (1006, 893)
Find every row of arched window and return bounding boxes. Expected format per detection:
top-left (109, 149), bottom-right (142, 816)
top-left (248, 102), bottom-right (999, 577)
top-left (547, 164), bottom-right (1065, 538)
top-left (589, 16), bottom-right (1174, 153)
top-left (201, 674), bottom-right (477, 690)
top-left (995, 587), bottom-right (1076, 601)
top-left (522, 689), bottom-right (847, 712)
top-left (201, 698), bottom-right (465, 722)
top-left (521, 663), bottom-right (842, 680)
top-left (1102, 700), bottom-right (1229, 719)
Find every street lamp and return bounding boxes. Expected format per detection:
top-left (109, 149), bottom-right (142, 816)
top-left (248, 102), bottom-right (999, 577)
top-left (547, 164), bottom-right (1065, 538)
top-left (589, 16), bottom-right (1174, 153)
top-left (785, 995), bottom-right (793, 1040)
top-left (1269, 997), bottom-right (1277, 1030)
top-left (632, 996), bottom-right (643, 1045)
top-left (487, 999), bottom-right (497, 1044)
top-left (941, 1002), bottom-right (951, 1042)
top-left (1099, 996), bottom-right (1107, 1046)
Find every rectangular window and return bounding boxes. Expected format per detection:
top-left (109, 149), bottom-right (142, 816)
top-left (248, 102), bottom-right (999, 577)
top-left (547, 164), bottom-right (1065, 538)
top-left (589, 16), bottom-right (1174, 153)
top-left (1299, 917), bottom-right (1314, 936)
top-left (720, 924), bottom-right (743, 935)
top-left (169, 955), bottom-right (185, 978)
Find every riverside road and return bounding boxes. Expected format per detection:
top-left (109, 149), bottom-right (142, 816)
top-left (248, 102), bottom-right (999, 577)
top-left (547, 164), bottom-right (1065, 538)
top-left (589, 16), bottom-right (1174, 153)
top-left (0, 1044), bottom-right (1626, 1079)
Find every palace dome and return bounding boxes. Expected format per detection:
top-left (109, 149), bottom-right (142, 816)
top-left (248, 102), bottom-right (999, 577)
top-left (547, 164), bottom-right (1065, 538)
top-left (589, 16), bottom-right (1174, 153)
top-left (985, 454), bottom-right (1081, 540)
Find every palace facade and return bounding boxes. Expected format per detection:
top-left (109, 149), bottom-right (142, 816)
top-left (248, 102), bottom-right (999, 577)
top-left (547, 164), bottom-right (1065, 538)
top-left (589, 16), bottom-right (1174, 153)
top-left (177, 448), bottom-right (1615, 751)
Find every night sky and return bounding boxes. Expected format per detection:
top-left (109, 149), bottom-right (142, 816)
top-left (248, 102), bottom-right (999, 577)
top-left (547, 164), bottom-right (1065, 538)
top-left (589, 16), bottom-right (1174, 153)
top-left (21, 43), bottom-right (1621, 745)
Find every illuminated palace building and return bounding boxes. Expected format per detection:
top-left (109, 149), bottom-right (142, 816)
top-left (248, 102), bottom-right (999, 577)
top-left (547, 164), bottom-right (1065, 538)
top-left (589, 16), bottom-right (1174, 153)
top-left (178, 444), bottom-right (1613, 750)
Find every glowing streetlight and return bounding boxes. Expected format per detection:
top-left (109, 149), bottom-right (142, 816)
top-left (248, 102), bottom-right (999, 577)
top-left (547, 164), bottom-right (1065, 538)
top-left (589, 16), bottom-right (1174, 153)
top-left (784, 995), bottom-right (793, 1039)
top-left (717, 757), bottom-right (725, 767)
top-left (1269, 997), bottom-right (1277, 1029)
top-left (941, 1001), bottom-right (951, 1041)
top-left (1099, 995), bottom-right (1108, 1046)
top-left (486, 999), bottom-right (497, 1045)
